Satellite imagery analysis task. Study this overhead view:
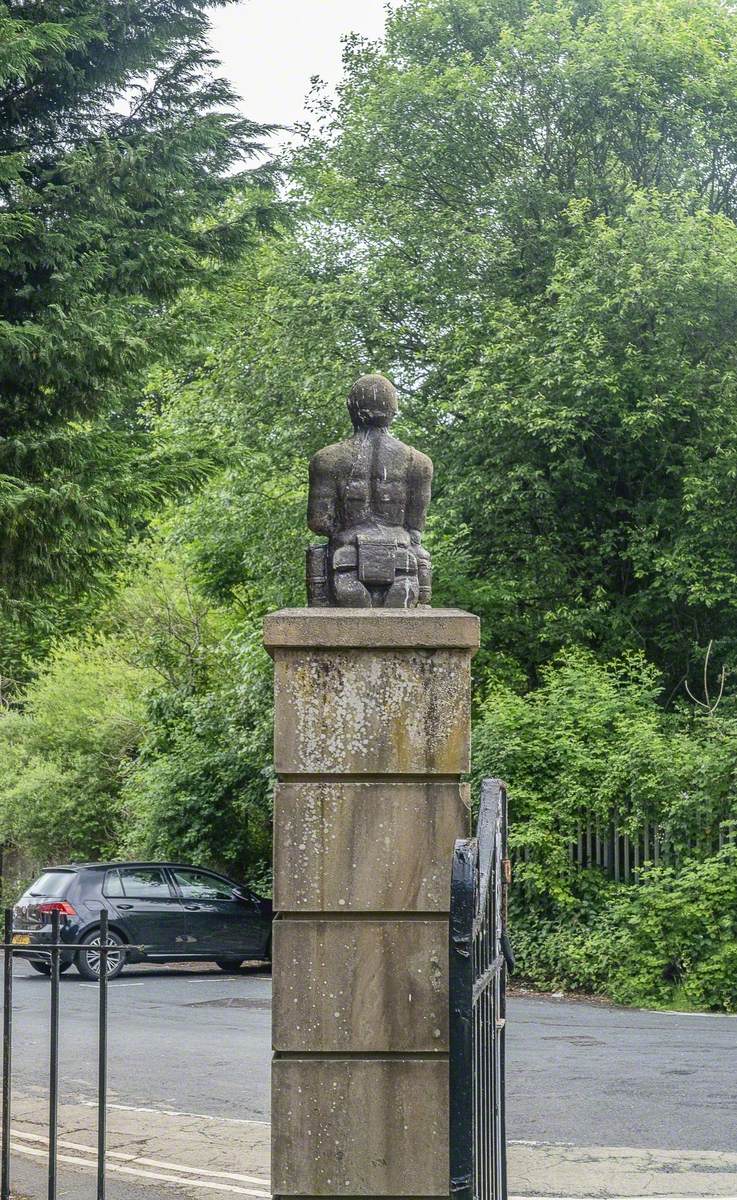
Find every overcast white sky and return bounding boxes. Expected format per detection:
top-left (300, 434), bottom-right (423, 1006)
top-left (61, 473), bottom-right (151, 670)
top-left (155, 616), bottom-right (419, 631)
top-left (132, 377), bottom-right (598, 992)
top-left (208, 1), bottom-right (387, 131)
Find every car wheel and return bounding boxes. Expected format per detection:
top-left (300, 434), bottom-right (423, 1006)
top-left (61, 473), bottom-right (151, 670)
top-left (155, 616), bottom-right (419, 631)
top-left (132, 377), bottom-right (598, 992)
top-left (28, 960), bottom-right (71, 976)
top-left (215, 960), bottom-right (245, 973)
top-left (76, 929), bottom-right (126, 981)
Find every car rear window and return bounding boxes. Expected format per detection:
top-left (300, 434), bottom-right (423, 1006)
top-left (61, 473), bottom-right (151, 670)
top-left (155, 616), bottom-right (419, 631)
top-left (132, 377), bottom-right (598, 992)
top-left (103, 870), bottom-right (124, 897)
top-left (29, 871), bottom-right (74, 897)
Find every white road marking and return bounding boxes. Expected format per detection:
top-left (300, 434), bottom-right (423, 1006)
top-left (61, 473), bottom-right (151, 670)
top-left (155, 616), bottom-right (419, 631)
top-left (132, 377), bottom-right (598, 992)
top-left (11, 1129), bottom-right (270, 1186)
top-left (80, 982), bottom-right (145, 989)
top-left (510, 1138), bottom-right (576, 1146)
top-left (10, 1142), bottom-right (271, 1197)
top-left (79, 1099), bottom-right (270, 1126)
top-left (510, 1196), bottom-right (737, 1200)
top-left (78, 977), bottom-right (258, 987)
top-left (657, 1008), bottom-right (737, 1018)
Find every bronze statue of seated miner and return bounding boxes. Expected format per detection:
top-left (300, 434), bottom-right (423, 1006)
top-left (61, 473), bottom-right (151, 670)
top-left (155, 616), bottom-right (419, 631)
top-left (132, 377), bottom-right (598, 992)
top-left (306, 374), bottom-right (433, 608)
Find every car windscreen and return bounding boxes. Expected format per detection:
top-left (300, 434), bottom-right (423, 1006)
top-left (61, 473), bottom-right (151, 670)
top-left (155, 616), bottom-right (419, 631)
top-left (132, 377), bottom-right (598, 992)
top-left (28, 871), bottom-right (75, 897)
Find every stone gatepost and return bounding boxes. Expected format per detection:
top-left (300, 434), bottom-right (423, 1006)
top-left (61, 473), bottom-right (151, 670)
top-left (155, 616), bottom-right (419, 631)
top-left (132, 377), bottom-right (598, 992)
top-left (265, 606), bottom-right (479, 1200)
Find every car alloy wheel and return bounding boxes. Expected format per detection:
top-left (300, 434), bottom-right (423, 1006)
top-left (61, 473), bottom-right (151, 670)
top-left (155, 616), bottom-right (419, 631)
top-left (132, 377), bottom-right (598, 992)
top-left (77, 930), bottom-right (125, 981)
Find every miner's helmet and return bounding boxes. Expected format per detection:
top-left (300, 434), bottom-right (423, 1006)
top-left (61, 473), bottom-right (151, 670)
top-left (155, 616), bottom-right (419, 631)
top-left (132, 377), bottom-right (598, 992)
top-left (347, 374), bottom-right (398, 429)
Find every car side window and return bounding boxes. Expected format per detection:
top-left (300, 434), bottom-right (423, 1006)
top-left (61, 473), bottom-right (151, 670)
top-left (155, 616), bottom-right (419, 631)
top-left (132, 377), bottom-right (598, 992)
top-left (119, 868), bottom-right (172, 899)
top-left (171, 869), bottom-right (234, 901)
top-left (103, 870), bottom-right (124, 898)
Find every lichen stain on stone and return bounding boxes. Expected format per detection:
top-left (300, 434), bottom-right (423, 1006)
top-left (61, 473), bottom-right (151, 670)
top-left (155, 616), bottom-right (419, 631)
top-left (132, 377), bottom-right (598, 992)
top-left (277, 648), bottom-right (470, 773)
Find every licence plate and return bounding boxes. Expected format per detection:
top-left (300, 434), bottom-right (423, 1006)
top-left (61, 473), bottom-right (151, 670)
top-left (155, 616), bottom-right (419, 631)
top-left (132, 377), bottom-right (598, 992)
top-left (12, 934), bottom-right (30, 946)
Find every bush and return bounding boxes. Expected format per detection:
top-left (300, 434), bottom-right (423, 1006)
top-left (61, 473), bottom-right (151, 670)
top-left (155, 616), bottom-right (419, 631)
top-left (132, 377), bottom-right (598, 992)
top-left (473, 648), bottom-right (737, 904)
top-left (510, 847), bottom-right (737, 1011)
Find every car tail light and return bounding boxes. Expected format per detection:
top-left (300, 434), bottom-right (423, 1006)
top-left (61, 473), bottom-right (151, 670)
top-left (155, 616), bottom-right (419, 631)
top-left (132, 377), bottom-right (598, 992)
top-left (37, 901), bottom-right (77, 918)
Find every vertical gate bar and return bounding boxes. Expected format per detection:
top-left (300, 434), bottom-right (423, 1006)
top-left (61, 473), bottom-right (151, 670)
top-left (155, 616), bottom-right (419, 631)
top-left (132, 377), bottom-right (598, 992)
top-left (479, 915), bottom-right (485, 1200)
top-left (494, 825), bottom-right (499, 1200)
top-left (472, 955), bottom-right (478, 1200)
top-left (48, 909), bottom-right (60, 1200)
top-left (485, 885), bottom-right (491, 1200)
top-left (451, 781), bottom-right (510, 1200)
top-left (500, 788), bottom-right (509, 1200)
top-left (449, 842), bottom-right (474, 1200)
top-left (2, 909), bottom-right (13, 1200)
top-left (97, 910), bottom-right (108, 1200)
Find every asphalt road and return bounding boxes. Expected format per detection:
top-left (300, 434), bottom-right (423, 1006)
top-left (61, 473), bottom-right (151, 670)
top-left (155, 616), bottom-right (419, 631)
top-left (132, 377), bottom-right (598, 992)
top-left (5, 959), bottom-right (272, 1124)
top-left (1, 961), bottom-right (736, 1197)
top-left (506, 989), bottom-right (737, 1153)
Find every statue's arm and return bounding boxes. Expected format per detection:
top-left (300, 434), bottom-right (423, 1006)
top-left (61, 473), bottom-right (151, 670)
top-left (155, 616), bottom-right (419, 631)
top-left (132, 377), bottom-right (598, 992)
top-left (307, 451), bottom-right (338, 537)
top-left (406, 450), bottom-right (433, 539)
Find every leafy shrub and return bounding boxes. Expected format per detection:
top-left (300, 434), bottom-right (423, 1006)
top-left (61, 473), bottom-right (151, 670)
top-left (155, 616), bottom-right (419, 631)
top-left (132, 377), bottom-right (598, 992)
top-left (474, 649), bottom-right (737, 904)
top-left (510, 848), bottom-right (737, 1011)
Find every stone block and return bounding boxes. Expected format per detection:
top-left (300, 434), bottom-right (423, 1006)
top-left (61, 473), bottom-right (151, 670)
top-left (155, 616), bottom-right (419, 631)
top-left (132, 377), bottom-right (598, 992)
top-left (271, 1058), bottom-right (448, 1196)
top-left (272, 919), bottom-right (448, 1052)
top-left (264, 607), bottom-right (480, 651)
top-left (273, 781), bottom-right (469, 912)
top-left (273, 647), bottom-right (472, 775)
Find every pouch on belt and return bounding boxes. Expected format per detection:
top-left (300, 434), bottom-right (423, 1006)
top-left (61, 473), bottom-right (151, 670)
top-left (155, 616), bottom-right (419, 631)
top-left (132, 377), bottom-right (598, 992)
top-left (357, 537), bottom-right (397, 586)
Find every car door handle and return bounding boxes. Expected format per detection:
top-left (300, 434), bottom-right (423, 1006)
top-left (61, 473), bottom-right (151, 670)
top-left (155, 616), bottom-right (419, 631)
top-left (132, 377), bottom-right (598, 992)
top-left (118, 904), bottom-right (133, 910)
top-left (185, 904), bottom-right (200, 911)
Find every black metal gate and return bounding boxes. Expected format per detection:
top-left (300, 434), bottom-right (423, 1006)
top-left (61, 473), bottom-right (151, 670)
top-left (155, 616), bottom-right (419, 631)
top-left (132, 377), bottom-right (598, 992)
top-left (2, 907), bottom-right (126, 1200)
top-left (449, 777), bottom-right (513, 1200)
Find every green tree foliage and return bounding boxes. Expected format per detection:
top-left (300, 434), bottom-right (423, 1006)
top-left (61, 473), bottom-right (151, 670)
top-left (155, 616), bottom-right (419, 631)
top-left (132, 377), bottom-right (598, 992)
top-left (279, 0), bottom-right (737, 684)
top-left (0, 636), bottom-right (152, 865)
top-left (7, 0), bottom-right (737, 1003)
top-left (113, 557), bottom-right (273, 884)
top-left (0, 549), bottom-right (273, 886)
top-left (0, 0), bottom-right (275, 681)
top-left (119, 0), bottom-right (737, 687)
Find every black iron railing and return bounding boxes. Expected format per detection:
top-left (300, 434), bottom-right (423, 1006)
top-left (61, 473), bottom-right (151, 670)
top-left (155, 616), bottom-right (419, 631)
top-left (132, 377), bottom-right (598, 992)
top-left (449, 778), bottom-right (513, 1200)
top-left (1, 907), bottom-right (139, 1200)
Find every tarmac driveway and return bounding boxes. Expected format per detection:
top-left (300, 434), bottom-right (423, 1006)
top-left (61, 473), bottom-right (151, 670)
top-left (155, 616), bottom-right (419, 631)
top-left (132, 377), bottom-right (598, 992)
top-left (1, 962), bottom-right (736, 1198)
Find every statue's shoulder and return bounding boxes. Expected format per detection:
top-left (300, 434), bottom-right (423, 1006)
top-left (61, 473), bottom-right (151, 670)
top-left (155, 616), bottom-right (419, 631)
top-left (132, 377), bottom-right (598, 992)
top-left (411, 446), bottom-right (433, 479)
top-left (384, 434), bottom-right (433, 479)
top-left (397, 441), bottom-right (433, 481)
top-left (309, 438), bottom-right (351, 469)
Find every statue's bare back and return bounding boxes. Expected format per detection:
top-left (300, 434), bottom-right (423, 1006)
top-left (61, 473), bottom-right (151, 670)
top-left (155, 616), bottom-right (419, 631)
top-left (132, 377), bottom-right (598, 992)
top-left (306, 375), bottom-right (433, 608)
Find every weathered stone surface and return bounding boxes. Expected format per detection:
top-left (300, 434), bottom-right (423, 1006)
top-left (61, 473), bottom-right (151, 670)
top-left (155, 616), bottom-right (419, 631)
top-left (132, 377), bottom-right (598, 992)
top-left (271, 1058), bottom-right (448, 1196)
top-left (272, 919), bottom-right (448, 1052)
top-left (264, 606), bottom-right (480, 650)
top-left (274, 781), bottom-right (469, 912)
top-left (268, 607), bottom-right (479, 1200)
top-left (273, 647), bottom-right (472, 775)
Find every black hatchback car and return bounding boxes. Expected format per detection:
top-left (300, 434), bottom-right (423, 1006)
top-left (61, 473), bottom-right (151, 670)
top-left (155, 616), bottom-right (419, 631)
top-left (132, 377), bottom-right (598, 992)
top-left (13, 863), bottom-right (272, 980)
